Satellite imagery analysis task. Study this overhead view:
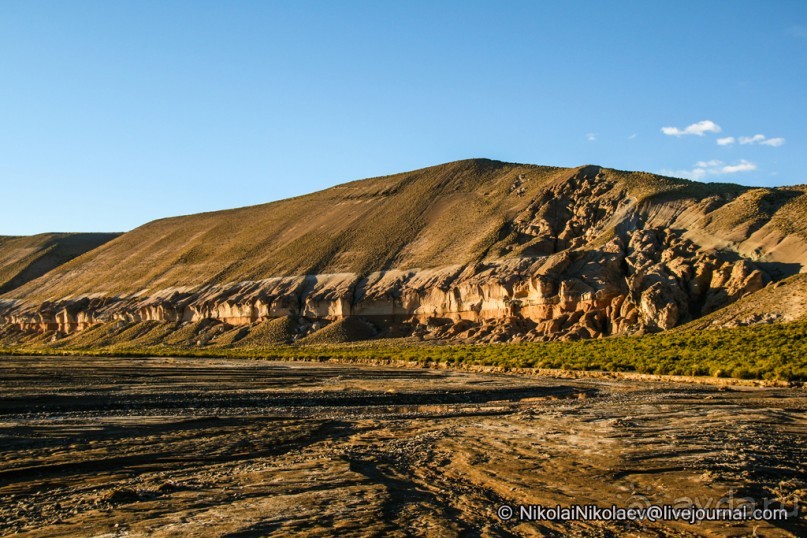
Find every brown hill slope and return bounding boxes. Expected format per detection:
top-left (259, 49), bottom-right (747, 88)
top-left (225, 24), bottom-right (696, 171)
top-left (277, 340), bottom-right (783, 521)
top-left (678, 273), bottom-right (807, 330)
top-left (0, 233), bottom-right (120, 295)
top-left (3, 160), bottom-right (572, 299)
top-left (1, 159), bottom-right (805, 345)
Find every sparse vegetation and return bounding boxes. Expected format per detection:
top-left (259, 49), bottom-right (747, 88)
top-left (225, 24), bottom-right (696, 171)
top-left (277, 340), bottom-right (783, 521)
top-left (3, 320), bottom-right (804, 382)
top-left (233, 316), bottom-right (297, 346)
top-left (2, 160), bottom-right (805, 384)
top-left (0, 232), bottom-right (119, 294)
top-left (296, 317), bottom-right (376, 344)
top-left (12, 159), bottom-right (794, 304)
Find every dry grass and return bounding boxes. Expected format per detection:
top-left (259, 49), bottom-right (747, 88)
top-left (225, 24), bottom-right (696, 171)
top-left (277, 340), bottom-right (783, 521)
top-left (0, 159), bottom-right (807, 320)
top-left (233, 317), bottom-right (297, 346)
top-left (297, 318), bottom-right (377, 345)
top-left (0, 233), bottom-right (119, 294)
top-left (3, 319), bottom-right (804, 382)
top-left (679, 273), bottom-right (807, 330)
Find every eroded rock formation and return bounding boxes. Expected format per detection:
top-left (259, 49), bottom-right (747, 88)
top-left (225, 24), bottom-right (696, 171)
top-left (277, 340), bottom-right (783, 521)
top-left (0, 161), bottom-right (804, 346)
top-left (0, 225), bottom-right (778, 343)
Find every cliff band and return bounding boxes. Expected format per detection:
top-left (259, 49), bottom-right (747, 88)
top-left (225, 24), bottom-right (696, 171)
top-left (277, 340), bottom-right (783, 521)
top-left (1, 160), bottom-right (805, 346)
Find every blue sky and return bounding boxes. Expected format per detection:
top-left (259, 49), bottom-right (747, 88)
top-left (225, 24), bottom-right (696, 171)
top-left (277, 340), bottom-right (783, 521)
top-left (1, 1), bottom-right (806, 235)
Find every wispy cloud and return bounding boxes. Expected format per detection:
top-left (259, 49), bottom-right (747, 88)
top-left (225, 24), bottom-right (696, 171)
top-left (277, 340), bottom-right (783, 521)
top-left (715, 134), bottom-right (785, 147)
top-left (661, 120), bottom-right (721, 137)
top-left (628, 133), bottom-right (637, 140)
top-left (695, 160), bottom-right (723, 168)
top-left (658, 159), bottom-right (757, 181)
top-left (738, 134), bottom-right (785, 147)
top-left (721, 160), bottom-right (757, 173)
top-left (586, 133), bottom-right (597, 142)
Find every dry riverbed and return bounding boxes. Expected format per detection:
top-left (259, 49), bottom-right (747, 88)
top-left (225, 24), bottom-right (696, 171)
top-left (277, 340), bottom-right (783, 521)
top-left (0, 356), bottom-right (805, 537)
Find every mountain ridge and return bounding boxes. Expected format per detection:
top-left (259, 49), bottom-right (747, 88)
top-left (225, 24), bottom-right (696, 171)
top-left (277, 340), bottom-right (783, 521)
top-left (1, 159), bottom-right (805, 347)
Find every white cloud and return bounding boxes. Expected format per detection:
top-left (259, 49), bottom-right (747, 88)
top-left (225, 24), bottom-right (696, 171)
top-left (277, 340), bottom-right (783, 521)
top-left (658, 159), bottom-right (757, 180)
top-left (695, 160), bottom-right (723, 168)
top-left (658, 167), bottom-right (706, 181)
top-left (720, 160), bottom-right (757, 174)
top-left (716, 136), bottom-right (735, 146)
top-left (661, 120), bottom-right (722, 137)
top-left (739, 134), bottom-right (765, 144)
top-left (586, 133), bottom-right (597, 141)
top-left (738, 134), bottom-right (786, 147)
top-left (689, 168), bottom-right (708, 181)
top-left (628, 133), bottom-right (637, 140)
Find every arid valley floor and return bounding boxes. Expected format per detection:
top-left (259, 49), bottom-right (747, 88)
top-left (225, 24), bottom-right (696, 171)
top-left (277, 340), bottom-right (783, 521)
top-left (0, 357), bottom-right (804, 537)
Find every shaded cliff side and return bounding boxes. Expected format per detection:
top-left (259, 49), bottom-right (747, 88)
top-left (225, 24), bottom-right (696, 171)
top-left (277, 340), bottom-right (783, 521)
top-left (0, 233), bottom-right (120, 295)
top-left (1, 159), bottom-right (806, 347)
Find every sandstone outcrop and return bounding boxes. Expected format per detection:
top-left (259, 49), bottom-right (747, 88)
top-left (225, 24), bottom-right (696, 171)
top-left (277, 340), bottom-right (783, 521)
top-left (1, 160), bottom-right (805, 347)
top-left (0, 228), bottom-right (788, 344)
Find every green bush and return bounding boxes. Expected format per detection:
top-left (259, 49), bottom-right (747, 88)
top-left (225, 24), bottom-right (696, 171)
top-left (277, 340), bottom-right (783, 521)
top-left (1, 320), bottom-right (805, 382)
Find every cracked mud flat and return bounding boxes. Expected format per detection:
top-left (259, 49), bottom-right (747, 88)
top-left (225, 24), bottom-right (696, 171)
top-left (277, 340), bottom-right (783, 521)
top-left (0, 357), bottom-right (805, 537)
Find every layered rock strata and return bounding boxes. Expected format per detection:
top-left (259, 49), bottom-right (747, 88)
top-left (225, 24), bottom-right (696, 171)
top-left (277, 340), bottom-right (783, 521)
top-left (0, 227), bottom-right (771, 343)
top-left (1, 161), bottom-right (804, 345)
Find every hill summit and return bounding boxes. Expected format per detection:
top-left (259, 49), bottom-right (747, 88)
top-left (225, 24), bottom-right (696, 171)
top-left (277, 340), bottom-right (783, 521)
top-left (1, 159), bottom-right (806, 346)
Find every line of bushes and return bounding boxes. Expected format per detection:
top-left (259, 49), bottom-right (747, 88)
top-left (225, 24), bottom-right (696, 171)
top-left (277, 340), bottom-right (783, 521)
top-left (1, 320), bottom-right (805, 382)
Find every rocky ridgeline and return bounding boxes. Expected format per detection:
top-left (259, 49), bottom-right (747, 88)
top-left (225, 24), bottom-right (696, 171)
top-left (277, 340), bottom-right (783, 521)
top-left (0, 166), bottom-right (778, 345)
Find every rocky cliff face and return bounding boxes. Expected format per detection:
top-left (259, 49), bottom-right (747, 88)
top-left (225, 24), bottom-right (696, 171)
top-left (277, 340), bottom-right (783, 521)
top-left (1, 161), bottom-right (805, 346)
